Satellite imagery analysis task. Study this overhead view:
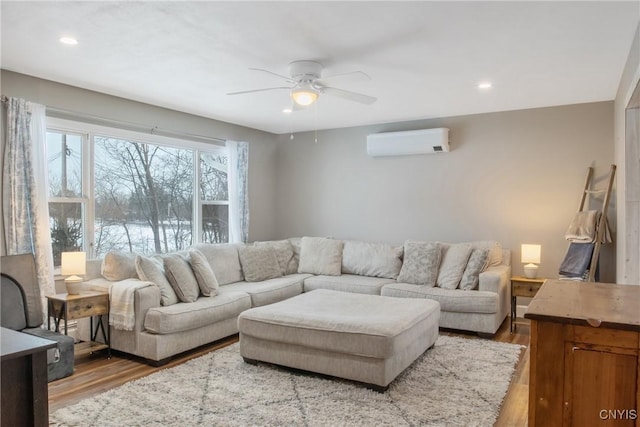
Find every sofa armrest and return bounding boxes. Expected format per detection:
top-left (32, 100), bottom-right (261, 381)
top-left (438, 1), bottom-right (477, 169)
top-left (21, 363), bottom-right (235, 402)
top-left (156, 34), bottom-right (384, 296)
top-left (478, 264), bottom-right (511, 294)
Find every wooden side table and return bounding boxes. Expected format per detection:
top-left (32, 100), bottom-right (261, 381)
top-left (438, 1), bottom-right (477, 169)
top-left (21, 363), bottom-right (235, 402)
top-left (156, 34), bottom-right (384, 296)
top-left (510, 276), bottom-right (546, 332)
top-left (47, 290), bottom-right (111, 358)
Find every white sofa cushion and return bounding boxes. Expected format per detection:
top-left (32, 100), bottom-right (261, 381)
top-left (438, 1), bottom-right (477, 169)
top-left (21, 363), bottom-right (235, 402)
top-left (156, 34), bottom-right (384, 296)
top-left (381, 283), bottom-right (499, 314)
top-left (397, 241), bottom-right (442, 287)
top-left (459, 248), bottom-right (490, 290)
top-left (190, 243), bottom-right (244, 285)
top-left (220, 274), bottom-right (310, 307)
top-left (102, 251), bottom-right (137, 281)
top-left (341, 240), bottom-right (403, 279)
top-left (188, 249), bottom-right (219, 296)
top-left (135, 255), bottom-right (179, 306)
top-left (304, 274), bottom-right (395, 295)
top-left (238, 245), bottom-right (283, 282)
top-left (144, 291), bottom-right (251, 334)
top-left (298, 237), bottom-right (344, 276)
top-left (436, 243), bottom-right (473, 289)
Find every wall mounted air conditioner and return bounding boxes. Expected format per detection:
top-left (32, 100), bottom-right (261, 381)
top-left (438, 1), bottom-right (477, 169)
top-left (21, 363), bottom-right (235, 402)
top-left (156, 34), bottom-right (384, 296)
top-left (366, 128), bottom-right (450, 157)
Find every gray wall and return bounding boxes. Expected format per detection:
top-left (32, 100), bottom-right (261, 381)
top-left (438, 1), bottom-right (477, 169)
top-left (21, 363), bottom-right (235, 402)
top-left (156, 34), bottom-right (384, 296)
top-left (0, 70), bottom-right (281, 255)
top-left (275, 102), bottom-right (615, 281)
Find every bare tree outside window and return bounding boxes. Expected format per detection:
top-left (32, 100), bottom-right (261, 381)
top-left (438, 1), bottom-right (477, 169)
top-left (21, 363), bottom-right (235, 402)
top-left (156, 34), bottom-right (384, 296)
top-left (94, 137), bottom-right (194, 256)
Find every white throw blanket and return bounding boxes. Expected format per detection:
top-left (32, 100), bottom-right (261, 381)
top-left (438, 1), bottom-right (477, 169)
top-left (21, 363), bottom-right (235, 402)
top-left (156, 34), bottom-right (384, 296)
top-left (109, 279), bottom-right (155, 331)
top-left (565, 210), bottom-right (599, 243)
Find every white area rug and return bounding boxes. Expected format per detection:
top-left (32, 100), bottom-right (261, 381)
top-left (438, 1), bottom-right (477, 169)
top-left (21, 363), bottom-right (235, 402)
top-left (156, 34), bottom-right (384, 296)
top-left (51, 335), bottom-right (524, 427)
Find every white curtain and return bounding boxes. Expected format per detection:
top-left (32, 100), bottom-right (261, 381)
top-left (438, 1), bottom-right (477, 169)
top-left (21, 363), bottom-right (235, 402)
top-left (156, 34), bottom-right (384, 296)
top-left (226, 140), bottom-right (249, 243)
top-left (3, 97), bottom-right (56, 308)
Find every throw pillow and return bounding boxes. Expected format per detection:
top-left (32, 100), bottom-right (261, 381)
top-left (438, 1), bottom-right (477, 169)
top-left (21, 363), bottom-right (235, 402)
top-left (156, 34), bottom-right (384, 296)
top-left (341, 240), bottom-right (404, 279)
top-left (459, 248), bottom-right (490, 290)
top-left (436, 243), bottom-right (473, 289)
top-left (135, 255), bottom-right (179, 306)
top-left (287, 237), bottom-right (302, 274)
top-left (254, 240), bottom-right (295, 276)
top-left (102, 251), bottom-right (137, 281)
top-left (163, 254), bottom-right (200, 303)
top-left (238, 245), bottom-right (283, 282)
top-left (297, 237), bottom-right (344, 276)
top-left (189, 244), bottom-right (244, 285)
top-left (466, 241), bottom-right (502, 267)
top-left (188, 250), bottom-right (219, 297)
top-left (396, 241), bottom-right (442, 287)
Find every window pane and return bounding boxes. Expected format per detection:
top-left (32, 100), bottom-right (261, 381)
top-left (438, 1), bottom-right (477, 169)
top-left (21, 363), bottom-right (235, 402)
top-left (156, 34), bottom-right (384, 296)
top-left (94, 136), bottom-right (194, 256)
top-left (202, 204), bottom-right (229, 244)
top-left (47, 131), bottom-right (83, 197)
top-left (200, 153), bottom-right (228, 201)
top-left (49, 202), bottom-right (83, 266)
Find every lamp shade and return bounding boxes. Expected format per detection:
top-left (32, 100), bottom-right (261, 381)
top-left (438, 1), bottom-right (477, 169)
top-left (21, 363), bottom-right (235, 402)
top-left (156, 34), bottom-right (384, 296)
top-left (291, 87), bottom-right (319, 106)
top-left (521, 244), bottom-right (541, 264)
top-left (61, 251), bottom-right (86, 276)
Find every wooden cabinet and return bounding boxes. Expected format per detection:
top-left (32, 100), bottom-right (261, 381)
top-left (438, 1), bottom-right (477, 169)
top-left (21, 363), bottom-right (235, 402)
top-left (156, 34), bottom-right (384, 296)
top-left (526, 280), bottom-right (640, 427)
top-left (1, 327), bottom-right (57, 427)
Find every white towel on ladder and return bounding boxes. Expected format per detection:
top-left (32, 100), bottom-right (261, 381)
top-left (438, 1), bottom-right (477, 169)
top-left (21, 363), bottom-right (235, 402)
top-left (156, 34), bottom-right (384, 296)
top-left (565, 210), bottom-right (599, 243)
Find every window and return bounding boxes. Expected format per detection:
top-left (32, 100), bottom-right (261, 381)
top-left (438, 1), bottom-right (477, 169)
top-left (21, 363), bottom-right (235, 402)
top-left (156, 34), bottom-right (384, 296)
top-left (46, 119), bottom-right (229, 264)
top-left (47, 130), bottom-right (87, 265)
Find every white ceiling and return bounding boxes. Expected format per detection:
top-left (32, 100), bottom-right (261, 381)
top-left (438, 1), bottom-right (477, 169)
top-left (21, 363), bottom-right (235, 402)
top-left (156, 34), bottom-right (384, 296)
top-left (2, 1), bottom-right (638, 134)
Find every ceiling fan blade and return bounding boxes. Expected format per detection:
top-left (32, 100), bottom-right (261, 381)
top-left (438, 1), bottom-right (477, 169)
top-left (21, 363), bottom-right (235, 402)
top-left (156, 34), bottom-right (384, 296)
top-left (321, 86), bottom-right (377, 105)
top-left (249, 68), bottom-right (295, 84)
top-left (227, 87), bottom-right (291, 96)
top-left (316, 70), bottom-right (372, 86)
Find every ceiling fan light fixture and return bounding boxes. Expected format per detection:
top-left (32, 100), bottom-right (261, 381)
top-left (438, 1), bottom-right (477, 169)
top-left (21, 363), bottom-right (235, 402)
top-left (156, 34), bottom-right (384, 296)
top-left (291, 87), bottom-right (319, 106)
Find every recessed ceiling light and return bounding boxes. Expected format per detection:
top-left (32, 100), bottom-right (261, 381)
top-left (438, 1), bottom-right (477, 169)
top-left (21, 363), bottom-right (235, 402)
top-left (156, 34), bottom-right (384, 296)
top-left (282, 108), bottom-right (293, 114)
top-left (59, 36), bottom-right (78, 45)
top-left (478, 82), bottom-right (492, 90)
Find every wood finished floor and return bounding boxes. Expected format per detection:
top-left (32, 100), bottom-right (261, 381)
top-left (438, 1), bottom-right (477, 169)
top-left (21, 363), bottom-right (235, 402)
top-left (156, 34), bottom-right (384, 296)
top-left (48, 319), bottom-right (530, 426)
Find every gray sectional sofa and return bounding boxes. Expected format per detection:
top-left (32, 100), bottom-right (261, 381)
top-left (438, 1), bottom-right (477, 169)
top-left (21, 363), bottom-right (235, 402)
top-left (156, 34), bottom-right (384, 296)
top-left (80, 237), bottom-right (511, 364)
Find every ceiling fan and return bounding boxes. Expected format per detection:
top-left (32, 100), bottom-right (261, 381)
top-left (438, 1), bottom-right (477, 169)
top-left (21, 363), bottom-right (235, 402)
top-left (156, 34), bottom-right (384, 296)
top-left (227, 60), bottom-right (377, 108)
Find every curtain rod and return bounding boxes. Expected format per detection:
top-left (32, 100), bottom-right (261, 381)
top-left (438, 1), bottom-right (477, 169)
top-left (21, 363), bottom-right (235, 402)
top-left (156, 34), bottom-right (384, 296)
top-left (1, 94), bottom-right (226, 145)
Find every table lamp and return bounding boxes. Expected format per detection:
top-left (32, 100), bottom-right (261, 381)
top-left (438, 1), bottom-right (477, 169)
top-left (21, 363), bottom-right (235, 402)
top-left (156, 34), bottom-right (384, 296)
top-left (61, 251), bottom-right (86, 294)
top-left (521, 244), bottom-right (541, 279)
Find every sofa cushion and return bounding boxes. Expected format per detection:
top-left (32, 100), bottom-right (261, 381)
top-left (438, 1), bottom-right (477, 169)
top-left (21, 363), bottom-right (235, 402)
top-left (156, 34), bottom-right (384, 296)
top-left (397, 241), bottom-right (442, 287)
top-left (381, 283), bottom-right (499, 314)
top-left (164, 254), bottom-right (200, 303)
top-left (135, 255), bottom-right (179, 306)
top-left (188, 250), bottom-right (219, 296)
top-left (144, 291), bottom-right (252, 335)
top-left (102, 251), bottom-right (137, 281)
top-left (190, 243), bottom-right (244, 285)
top-left (304, 274), bottom-right (395, 295)
top-left (238, 245), bottom-right (283, 282)
top-left (220, 274), bottom-right (310, 307)
top-left (341, 240), bottom-right (403, 279)
top-left (254, 240), bottom-right (297, 275)
top-left (436, 243), bottom-right (473, 289)
top-left (298, 237), bottom-right (344, 276)
top-left (459, 248), bottom-right (490, 290)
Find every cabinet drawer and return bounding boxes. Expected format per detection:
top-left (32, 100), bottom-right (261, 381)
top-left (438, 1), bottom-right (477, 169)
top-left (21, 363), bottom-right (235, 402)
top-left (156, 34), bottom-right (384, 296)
top-left (573, 325), bottom-right (639, 350)
top-left (512, 282), bottom-right (542, 297)
top-left (67, 295), bottom-right (109, 320)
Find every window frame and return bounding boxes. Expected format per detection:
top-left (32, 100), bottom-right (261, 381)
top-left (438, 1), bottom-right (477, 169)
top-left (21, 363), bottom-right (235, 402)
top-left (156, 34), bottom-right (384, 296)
top-left (46, 117), bottom-right (229, 261)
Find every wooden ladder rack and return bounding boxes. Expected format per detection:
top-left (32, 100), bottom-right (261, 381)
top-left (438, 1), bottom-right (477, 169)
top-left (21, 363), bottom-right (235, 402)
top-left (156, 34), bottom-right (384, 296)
top-left (577, 164), bottom-right (616, 282)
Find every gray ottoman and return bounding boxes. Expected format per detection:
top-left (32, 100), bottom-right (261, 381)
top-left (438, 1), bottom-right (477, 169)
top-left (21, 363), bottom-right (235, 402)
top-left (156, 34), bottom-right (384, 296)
top-left (238, 289), bottom-right (440, 390)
